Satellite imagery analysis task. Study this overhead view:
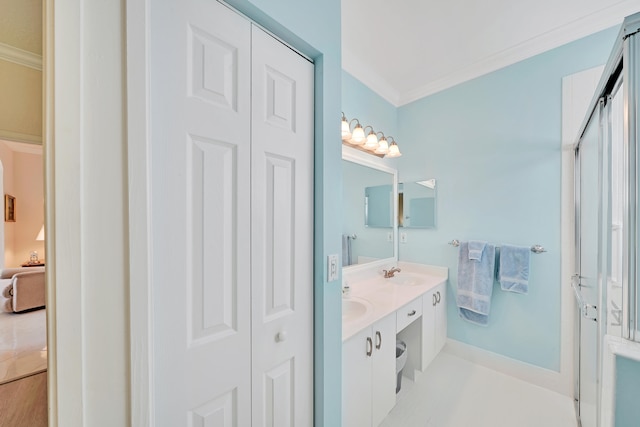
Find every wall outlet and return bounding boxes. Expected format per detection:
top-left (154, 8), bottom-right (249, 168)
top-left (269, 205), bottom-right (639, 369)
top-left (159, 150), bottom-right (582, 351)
top-left (327, 254), bottom-right (339, 282)
top-left (387, 232), bottom-right (393, 242)
top-left (400, 232), bottom-right (408, 243)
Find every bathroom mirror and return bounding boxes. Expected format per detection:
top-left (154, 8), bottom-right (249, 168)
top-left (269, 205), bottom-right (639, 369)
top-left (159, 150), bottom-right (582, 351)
top-left (399, 179), bottom-right (437, 229)
top-left (342, 145), bottom-right (398, 270)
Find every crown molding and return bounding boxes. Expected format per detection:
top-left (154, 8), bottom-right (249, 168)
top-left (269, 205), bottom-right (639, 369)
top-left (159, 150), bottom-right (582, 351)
top-left (343, 1), bottom-right (639, 107)
top-left (342, 46), bottom-right (401, 106)
top-left (0, 42), bottom-right (42, 70)
top-left (398, 1), bottom-right (637, 105)
top-left (0, 131), bottom-right (42, 146)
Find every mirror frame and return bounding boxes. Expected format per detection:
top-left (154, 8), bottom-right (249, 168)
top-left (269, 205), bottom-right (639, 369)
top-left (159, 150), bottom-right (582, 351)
top-left (342, 145), bottom-right (398, 272)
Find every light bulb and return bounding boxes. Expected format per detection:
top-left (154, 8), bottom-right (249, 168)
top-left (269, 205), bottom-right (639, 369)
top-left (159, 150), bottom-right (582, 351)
top-left (387, 142), bottom-right (402, 157)
top-left (351, 124), bottom-right (366, 145)
top-left (341, 116), bottom-right (351, 141)
top-left (364, 131), bottom-right (379, 150)
top-left (375, 137), bottom-right (389, 154)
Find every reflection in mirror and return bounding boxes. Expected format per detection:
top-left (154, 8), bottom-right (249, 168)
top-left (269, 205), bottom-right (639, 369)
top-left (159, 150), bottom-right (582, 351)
top-left (365, 184), bottom-right (393, 228)
top-left (342, 153), bottom-right (396, 268)
top-left (399, 179), bottom-right (436, 229)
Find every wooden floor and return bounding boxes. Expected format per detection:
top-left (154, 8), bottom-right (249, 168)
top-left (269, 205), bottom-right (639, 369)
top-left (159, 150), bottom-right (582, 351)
top-left (0, 371), bottom-right (47, 427)
top-left (0, 309), bottom-right (47, 426)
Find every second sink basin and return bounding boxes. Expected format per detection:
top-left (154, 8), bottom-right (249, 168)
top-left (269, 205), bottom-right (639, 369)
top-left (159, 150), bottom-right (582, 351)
top-left (385, 273), bottom-right (425, 286)
top-left (342, 297), bottom-right (373, 323)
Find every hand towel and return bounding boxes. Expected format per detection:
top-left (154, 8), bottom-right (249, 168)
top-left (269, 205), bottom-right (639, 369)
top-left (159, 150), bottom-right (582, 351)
top-left (342, 234), bottom-right (352, 267)
top-left (498, 244), bottom-right (530, 294)
top-left (468, 240), bottom-right (487, 261)
top-left (456, 241), bottom-right (496, 326)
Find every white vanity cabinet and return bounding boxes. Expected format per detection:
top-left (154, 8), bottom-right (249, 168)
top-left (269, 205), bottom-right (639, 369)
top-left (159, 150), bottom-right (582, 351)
top-left (343, 313), bottom-right (396, 427)
top-left (422, 282), bottom-right (447, 367)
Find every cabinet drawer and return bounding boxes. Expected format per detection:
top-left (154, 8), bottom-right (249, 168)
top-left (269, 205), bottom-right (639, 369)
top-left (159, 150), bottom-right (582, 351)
top-left (396, 298), bottom-right (422, 332)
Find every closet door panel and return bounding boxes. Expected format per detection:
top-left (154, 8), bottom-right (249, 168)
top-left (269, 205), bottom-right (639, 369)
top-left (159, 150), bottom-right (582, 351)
top-left (150, 1), bottom-right (252, 425)
top-left (251, 26), bottom-right (314, 427)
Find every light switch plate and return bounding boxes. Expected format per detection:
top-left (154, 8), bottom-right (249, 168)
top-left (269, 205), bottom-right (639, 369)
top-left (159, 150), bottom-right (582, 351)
top-left (328, 254), bottom-right (339, 282)
top-left (387, 232), bottom-right (393, 242)
top-left (400, 232), bottom-right (408, 243)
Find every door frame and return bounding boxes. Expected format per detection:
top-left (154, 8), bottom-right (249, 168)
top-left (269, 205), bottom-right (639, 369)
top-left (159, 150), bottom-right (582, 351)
top-left (45, 0), bottom-right (139, 425)
top-left (126, 0), bottom-right (154, 425)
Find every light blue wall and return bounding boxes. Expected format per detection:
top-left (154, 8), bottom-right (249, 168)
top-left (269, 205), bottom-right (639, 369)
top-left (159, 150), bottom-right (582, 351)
top-left (223, 1), bottom-right (342, 425)
top-left (396, 27), bottom-right (618, 370)
top-left (342, 71), bottom-right (398, 138)
top-left (615, 356), bottom-right (640, 426)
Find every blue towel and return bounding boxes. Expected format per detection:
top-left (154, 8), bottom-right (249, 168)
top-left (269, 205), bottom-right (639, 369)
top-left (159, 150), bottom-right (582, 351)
top-left (468, 240), bottom-right (487, 260)
top-left (498, 244), bottom-right (530, 294)
top-left (456, 241), bottom-right (496, 326)
top-left (342, 234), bottom-right (352, 267)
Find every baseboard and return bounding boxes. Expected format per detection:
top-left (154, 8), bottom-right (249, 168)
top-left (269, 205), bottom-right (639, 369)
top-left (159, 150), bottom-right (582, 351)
top-left (444, 338), bottom-right (571, 396)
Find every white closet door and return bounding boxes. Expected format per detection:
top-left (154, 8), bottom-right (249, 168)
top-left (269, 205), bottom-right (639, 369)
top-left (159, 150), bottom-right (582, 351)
top-left (150, 0), bottom-right (252, 424)
top-left (250, 27), bottom-right (314, 427)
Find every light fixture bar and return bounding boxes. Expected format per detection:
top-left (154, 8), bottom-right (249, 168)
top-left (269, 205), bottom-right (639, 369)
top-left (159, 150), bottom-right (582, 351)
top-left (340, 113), bottom-right (402, 158)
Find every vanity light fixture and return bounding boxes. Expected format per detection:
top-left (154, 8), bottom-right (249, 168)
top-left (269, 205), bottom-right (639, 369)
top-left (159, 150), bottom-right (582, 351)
top-left (363, 126), bottom-right (379, 150)
top-left (386, 138), bottom-right (402, 157)
top-left (341, 112), bottom-right (402, 158)
top-left (341, 113), bottom-right (352, 140)
top-left (350, 122), bottom-right (366, 145)
top-left (375, 133), bottom-right (389, 155)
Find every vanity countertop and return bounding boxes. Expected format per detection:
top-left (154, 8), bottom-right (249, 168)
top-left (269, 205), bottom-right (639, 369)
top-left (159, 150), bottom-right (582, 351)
top-left (342, 262), bottom-right (448, 341)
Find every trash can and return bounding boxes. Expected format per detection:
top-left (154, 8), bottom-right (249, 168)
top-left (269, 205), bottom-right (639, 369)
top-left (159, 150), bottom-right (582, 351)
top-left (396, 340), bottom-right (407, 393)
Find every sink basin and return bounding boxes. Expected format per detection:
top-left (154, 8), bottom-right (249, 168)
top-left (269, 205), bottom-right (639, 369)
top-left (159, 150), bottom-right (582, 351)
top-left (342, 297), bottom-right (373, 323)
top-left (385, 273), bottom-right (425, 286)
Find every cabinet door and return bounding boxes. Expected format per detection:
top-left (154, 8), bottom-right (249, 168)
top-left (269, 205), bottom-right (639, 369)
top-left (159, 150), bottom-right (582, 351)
top-left (422, 290), bottom-right (438, 368)
top-left (372, 314), bottom-right (397, 426)
top-left (343, 328), bottom-right (373, 427)
top-left (434, 283), bottom-right (447, 354)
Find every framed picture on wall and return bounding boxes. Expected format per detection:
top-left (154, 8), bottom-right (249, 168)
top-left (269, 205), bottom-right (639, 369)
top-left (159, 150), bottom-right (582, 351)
top-left (5, 194), bottom-right (15, 222)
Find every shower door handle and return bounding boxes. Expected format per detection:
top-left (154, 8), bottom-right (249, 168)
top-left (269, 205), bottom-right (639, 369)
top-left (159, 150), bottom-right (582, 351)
top-left (571, 279), bottom-right (597, 322)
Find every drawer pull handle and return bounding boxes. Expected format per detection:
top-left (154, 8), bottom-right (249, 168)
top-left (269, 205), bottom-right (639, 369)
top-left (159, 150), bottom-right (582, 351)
top-left (408, 310), bottom-right (417, 316)
top-left (375, 331), bottom-right (382, 349)
top-left (366, 337), bottom-right (373, 357)
top-left (436, 291), bottom-right (441, 304)
top-left (433, 293), bottom-right (437, 306)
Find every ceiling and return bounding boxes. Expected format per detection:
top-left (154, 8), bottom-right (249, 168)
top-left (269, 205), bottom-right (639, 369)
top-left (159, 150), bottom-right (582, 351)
top-left (342, 0), bottom-right (640, 106)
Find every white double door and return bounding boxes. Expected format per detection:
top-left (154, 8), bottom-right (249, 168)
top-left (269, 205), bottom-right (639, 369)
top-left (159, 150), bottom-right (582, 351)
top-left (149, 1), bottom-right (314, 425)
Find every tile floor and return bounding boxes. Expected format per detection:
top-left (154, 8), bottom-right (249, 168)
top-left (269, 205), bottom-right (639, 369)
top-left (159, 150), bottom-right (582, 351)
top-left (0, 309), bottom-right (47, 385)
top-left (381, 351), bottom-right (577, 427)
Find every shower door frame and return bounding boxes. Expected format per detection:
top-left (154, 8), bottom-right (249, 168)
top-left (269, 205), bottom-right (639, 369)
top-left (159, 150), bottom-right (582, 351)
top-left (573, 12), bottom-right (640, 426)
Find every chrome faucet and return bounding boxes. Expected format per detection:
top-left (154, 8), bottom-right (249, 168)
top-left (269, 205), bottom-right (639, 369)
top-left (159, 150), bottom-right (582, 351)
top-left (383, 267), bottom-right (401, 278)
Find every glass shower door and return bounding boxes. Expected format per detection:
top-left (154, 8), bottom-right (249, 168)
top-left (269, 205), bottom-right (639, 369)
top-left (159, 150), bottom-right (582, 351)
top-left (576, 102), bottom-right (603, 427)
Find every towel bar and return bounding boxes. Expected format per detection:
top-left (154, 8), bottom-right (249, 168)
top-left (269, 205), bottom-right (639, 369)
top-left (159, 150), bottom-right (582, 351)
top-left (448, 239), bottom-right (546, 254)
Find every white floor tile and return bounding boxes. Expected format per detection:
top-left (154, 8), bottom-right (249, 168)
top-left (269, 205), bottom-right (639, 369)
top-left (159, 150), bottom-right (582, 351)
top-left (381, 351), bottom-right (577, 427)
top-left (0, 309), bottom-right (47, 385)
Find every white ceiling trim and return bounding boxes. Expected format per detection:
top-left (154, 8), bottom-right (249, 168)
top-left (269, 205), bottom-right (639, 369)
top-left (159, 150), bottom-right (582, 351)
top-left (342, 46), bottom-right (401, 106)
top-left (397, 1), bottom-right (635, 106)
top-left (0, 42), bottom-right (42, 71)
top-left (344, 0), bottom-right (638, 107)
